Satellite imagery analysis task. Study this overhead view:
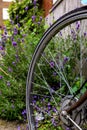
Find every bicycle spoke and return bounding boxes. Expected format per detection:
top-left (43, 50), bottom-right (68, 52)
top-left (26, 9), bottom-right (87, 130)
top-left (42, 52), bottom-right (73, 95)
top-left (32, 81), bottom-right (65, 97)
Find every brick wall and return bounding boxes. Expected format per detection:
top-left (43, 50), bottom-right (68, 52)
top-left (42, 0), bottom-right (53, 16)
top-left (0, 0), bottom-right (11, 26)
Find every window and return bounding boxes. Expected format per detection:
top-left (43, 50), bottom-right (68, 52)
top-left (3, 8), bottom-right (9, 20)
top-left (53, 0), bottom-right (57, 4)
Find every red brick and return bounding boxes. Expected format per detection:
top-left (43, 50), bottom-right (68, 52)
top-left (42, 0), bottom-right (53, 16)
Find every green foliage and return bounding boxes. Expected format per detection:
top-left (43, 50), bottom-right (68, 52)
top-left (0, 0), bottom-right (44, 121)
top-left (8, 0), bottom-right (44, 33)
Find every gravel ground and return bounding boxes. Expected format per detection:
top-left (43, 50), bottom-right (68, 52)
top-left (0, 119), bottom-right (28, 130)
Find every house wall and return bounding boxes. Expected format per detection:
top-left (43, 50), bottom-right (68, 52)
top-left (0, 0), bottom-right (11, 26)
top-left (46, 0), bottom-right (82, 25)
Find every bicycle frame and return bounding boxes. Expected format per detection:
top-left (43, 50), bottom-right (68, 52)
top-left (67, 90), bottom-right (87, 113)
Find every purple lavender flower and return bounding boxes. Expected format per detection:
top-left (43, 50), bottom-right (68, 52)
top-left (35, 120), bottom-right (39, 128)
top-left (71, 30), bottom-right (76, 40)
top-left (53, 107), bottom-right (57, 113)
top-left (3, 26), bottom-right (6, 30)
top-left (31, 15), bottom-right (36, 21)
top-left (51, 118), bottom-right (56, 126)
top-left (73, 34), bottom-right (76, 40)
top-left (49, 61), bottom-right (55, 68)
top-left (4, 31), bottom-right (7, 35)
top-left (71, 29), bottom-right (74, 35)
top-left (0, 46), bottom-right (4, 50)
top-left (48, 103), bottom-right (51, 110)
top-left (22, 109), bottom-right (27, 120)
top-left (7, 81), bottom-right (11, 86)
top-left (2, 35), bottom-right (7, 41)
top-left (14, 28), bottom-right (18, 35)
top-left (1, 51), bottom-right (5, 56)
top-left (66, 127), bottom-right (71, 130)
top-left (0, 75), bottom-right (3, 79)
top-left (46, 17), bottom-right (48, 21)
top-left (14, 27), bottom-right (17, 31)
top-left (25, 6), bottom-right (29, 11)
top-left (16, 15), bottom-right (19, 19)
top-left (8, 67), bottom-right (13, 72)
top-left (32, 99), bottom-right (36, 104)
top-left (21, 38), bottom-right (24, 43)
top-left (12, 61), bottom-right (16, 65)
top-left (64, 57), bottom-right (69, 62)
top-left (76, 24), bottom-right (80, 30)
top-left (33, 0), bottom-right (37, 5)
top-left (59, 31), bottom-right (62, 36)
top-left (22, 109), bottom-right (26, 115)
top-left (17, 23), bottom-right (20, 27)
top-left (76, 21), bottom-right (80, 30)
top-left (10, 20), bottom-right (14, 25)
top-left (84, 32), bottom-right (87, 37)
top-left (17, 126), bottom-right (20, 130)
top-left (15, 54), bottom-right (19, 58)
top-left (48, 103), bottom-right (50, 106)
top-left (40, 16), bottom-right (42, 21)
top-left (12, 41), bottom-right (17, 46)
top-left (22, 34), bottom-right (26, 37)
top-left (37, 22), bottom-right (40, 25)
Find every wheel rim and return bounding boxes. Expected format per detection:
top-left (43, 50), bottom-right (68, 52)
top-left (27, 16), bottom-right (87, 130)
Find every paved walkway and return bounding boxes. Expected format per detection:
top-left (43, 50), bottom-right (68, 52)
top-left (0, 119), bottom-right (28, 130)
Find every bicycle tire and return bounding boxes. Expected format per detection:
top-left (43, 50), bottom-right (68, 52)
top-left (26, 6), bottom-right (87, 130)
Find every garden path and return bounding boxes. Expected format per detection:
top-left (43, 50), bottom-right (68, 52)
top-left (0, 119), bottom-right (27, 130)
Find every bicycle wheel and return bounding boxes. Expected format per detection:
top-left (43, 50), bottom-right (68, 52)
top-left (26, 6), bottom-right (87, 130)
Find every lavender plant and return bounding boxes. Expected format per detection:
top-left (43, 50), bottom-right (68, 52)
top-left (0, 0), bottom-right (44, 121)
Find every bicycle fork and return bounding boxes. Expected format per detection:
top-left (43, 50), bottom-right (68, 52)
top-left (61, 111), bottom-right (82, 130)
top-left (61, 90), bottom-right (87, 130)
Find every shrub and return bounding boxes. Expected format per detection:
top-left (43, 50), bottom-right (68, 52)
top-left (0, 0), bottom-right (44, 121)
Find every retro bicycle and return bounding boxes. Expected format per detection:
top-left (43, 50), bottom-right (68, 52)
top-left (26, 3), bottom-right (87, 130)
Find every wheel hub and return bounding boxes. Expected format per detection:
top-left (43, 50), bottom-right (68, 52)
top-left (60, 96), bottom-right (79, 126)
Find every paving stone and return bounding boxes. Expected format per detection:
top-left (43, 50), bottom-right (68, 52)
top-left (0, 119), bottom-right (27, 130)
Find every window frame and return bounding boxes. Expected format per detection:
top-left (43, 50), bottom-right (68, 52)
top-left (53, 0), bottom-right (57, 4)
top-left (2, 8), bottom-right (9, 20)
top-left (50, 0), bottom-right (63, 12)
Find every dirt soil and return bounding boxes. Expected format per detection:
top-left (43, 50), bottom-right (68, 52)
top-left (0, 119), bottom-right (28, 130)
